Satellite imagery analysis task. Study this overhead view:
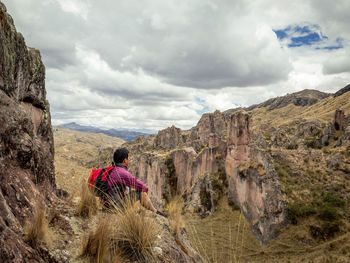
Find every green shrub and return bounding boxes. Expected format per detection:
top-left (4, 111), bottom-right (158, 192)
top-left (199, 185), bottom-right (212, 211)
top-left (321, 220), bottom-right (340, 238)
top-left (318, 205), bottom-right (338, 221)
top-left (275, 164), bottom-right (290, 178)
top-left (288, 203), bottom-right (317, 224)
top-left (322, 192), bottom-right (345, 208)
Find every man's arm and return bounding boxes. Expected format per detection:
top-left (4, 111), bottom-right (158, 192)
top-left (112, 168), bottom-right (149, 192)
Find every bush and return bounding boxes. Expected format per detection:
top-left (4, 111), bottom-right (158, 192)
top-left (305, 136), bottom-right (317, 148)
top-left (24, 203), bottom-right (52, 249)
top-left (322, 220), bottom-right (341, 238)
top-left (275, 164), bottom-right (290, 178)
top-left (264, 133), bottom-right (272, 141)
top-left (81, 201), bottom-right (158, 263)
top-left (287, 203), bottom-right (317, 224)
top-left (80, 216), bottom-right (112, 263)
top-left (77, 180), bottom-right (98, 218)
top-left (167, 196), bottom-right (185, 237)
top-left (322, 192), bottom-right (345, 208)
top-left (110, 201), bottom-right (158, 262)
top-left (318, 205), bottom-right (338, 221)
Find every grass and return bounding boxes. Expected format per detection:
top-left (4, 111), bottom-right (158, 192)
top-left (23, 202), bottom-right (52, 249)
top-left (77, 180), bottom-right (99, 218)
top-left (167, 196), bottom-right (185, 237)
top-left (80, 198), bottom-right (158, 263)
top-left (186, 198), bottom-right (251, 263)
top-left (186, 197), bottom-right (350, 262)
top-left (251, 91), bottom-right (350, 131)
top-left (80, 216), bottom-right (113, 263)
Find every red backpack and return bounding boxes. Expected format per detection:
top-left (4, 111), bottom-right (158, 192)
top-left (88, 166), bottom-right (114, 200)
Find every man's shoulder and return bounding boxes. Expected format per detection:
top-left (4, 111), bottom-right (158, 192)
top-left (116, 166), bottom-right (133, 176)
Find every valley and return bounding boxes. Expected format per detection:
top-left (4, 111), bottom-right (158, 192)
top-left (53, 86), bottom-right (350, 262)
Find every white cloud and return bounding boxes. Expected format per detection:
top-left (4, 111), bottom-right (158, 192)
top-left (2, 0), bottom-right (350, 132)
top-left (54, 0), bottom-right (90, 20)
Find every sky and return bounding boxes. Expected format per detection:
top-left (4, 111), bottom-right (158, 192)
top-left (3, 0), bottom-right (350, 132)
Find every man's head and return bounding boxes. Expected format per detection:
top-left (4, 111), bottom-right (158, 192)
top-left (113, 147), bottom-right (129, 167)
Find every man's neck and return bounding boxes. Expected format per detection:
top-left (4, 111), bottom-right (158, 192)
top-left (115, 163), bottom-right (127, 169)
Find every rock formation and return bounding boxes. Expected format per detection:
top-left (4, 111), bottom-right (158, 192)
top-left (0, 2), bottom-right (58, 262)
top-left (334, 109), bottom-right (345, 131)
top-left (225, 111), bottom-right (287, 245)
top-left (154, 125), bottom-right (185, 149)
top-left (333, 83), bottom-right (350, 97)
top-left (128, 110), bottom-right (287, 245)
top-left (193, 109), bottom-right (227, 145)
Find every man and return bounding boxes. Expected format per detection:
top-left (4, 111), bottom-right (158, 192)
top-left (106, 147), bottom-right (167, 217)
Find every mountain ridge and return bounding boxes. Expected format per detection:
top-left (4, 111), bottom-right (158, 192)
top-left (57, 122), bottom-right (153, 141)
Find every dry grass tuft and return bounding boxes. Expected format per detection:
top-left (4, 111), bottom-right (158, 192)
top-left (24, 202), bottom-right (52, 249)
top-left (80, 198), bottom-right (158, 263)
top-left (80, 216), bottom-right (115, 263)
top-left (109, 199), bottom-right (159, 262)
top-left (167, 196), bottom-right (185, 237)
top-left (77, 180), bottom-right (98, 218)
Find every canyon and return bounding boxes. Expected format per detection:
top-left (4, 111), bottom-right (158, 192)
top-left (123, 86), bottom-right (350, 248)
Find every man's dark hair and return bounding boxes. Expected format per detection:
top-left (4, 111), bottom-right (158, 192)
top-left (113, 148), bottom-right (129, 164)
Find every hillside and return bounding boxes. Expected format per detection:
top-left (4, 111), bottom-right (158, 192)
top-left (251, 88), bottom-right (350, 131)
top-left (53, 127), bottom-right (124, 194)
top-left (247, 89), bottom-right (330, 111)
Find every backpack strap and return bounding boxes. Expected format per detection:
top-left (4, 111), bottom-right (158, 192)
top-left (101, 166), bottom-right (114, 181)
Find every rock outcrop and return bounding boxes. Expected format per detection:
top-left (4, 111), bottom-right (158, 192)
top-left (334, 109), bottom-right (346, 131)
top-left (154, 125), bottom-right (185, 149)
top-left (225, 111), bottom-right (287, 245)
top-left (333, 83), bottom-right (350, 97)
top-left (127, 110), bottom-right (287, 245)
top-left (0, 2), bottom-right (57, 262)
top-left (192, 110), bottom-right (227, 145)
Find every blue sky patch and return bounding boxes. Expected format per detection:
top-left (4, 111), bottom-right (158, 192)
top-left (273, 23), bottom-right (343, 50)
top-left (193, 97), bottom-right (210, 115)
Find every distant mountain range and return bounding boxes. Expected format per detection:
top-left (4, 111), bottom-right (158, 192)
top-left (56, 122), bottom-right (153, 141)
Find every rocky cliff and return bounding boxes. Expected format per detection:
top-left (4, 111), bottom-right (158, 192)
top-left (0, 3), bottom-right (204, 262)
top-left (0, 2), bottom-right (57, 262)
top-left (127, 109), bottom-right (287, 245)
top-left (127, 85), bottom-right (350, 246)
top-left (225, 112), bottom-right (287, 245)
